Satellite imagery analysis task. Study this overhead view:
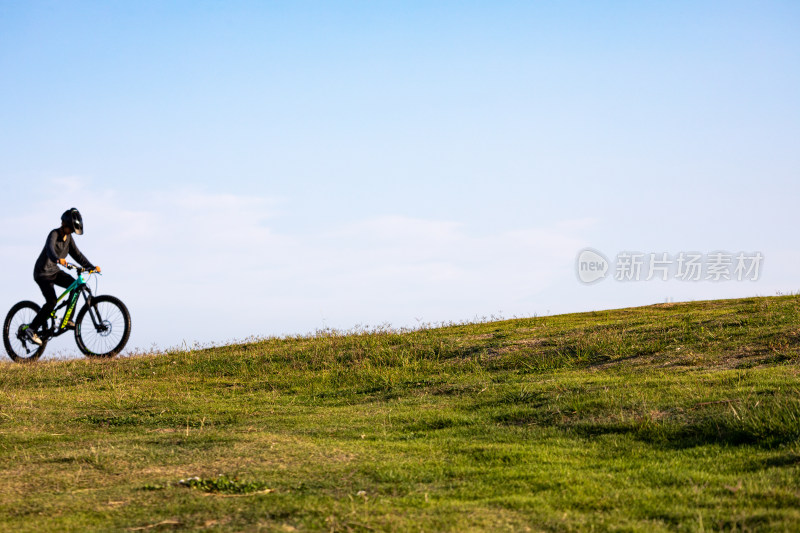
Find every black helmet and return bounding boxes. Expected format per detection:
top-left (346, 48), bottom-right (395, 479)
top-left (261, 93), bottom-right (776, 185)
top-left (61, 208), bottom-right (84, 235)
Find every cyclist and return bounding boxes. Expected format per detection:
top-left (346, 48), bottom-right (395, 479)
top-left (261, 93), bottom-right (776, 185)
top-left (24, 208), bottom-right (101, 346)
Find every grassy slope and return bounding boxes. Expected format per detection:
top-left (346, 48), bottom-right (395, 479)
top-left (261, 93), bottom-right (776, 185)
top-left (1, 296), bottom-right (799, 532)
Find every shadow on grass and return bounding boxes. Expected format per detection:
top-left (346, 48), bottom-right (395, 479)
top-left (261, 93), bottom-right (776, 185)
top-left (494, 398), bottom-right (800, 450)
top-left (571, 421), bottom-right (798, 449)
top-left (75, 411), bottom-right (240, 430)
top-left (573, 406), bottom-right (800, 449)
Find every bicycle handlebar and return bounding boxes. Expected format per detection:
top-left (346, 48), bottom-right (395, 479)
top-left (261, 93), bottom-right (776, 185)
top-left (63, 262), bottom-right (101, 274)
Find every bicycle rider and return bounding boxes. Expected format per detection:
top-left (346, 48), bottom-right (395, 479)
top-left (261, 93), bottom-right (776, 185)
top-left (24, 208), bottom-right (101, 346)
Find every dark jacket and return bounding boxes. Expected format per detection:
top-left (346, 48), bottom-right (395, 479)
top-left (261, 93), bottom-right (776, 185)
top-left (33, 229), bottom-right (95, 281)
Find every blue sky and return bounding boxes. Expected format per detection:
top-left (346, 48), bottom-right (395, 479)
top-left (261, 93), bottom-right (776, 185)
top-left (1, 1), bottom-right (798, 356)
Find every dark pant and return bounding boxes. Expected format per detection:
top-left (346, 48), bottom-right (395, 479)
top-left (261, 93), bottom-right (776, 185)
top-left (30, 272), bottom-right (76, 331)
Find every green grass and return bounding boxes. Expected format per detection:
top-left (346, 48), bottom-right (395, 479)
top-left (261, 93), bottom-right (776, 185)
top-left (1, 295), bottom-right (799, 531)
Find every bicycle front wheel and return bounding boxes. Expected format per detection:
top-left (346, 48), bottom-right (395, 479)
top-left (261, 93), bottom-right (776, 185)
top-left (75, 295), bottom-right (131, 358)
top-left (3, 301), bottom-right (48, 362)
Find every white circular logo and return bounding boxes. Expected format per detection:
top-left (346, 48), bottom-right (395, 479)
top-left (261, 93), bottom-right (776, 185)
top-left (576, 248), bottom-right (609, 284)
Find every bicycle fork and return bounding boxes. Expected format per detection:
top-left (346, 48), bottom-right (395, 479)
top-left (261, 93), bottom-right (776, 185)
top-left (79, 290), bottom-right (109, 333)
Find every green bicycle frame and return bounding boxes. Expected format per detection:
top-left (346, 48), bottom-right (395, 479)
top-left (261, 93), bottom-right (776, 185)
top-left (48, 272), bottom-right (94, 337)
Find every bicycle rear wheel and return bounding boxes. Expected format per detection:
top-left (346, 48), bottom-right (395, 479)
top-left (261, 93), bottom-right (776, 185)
top-left (74, 295), bottom-right (131, 358)
top-left (3, 301), bottom-right (48, 362)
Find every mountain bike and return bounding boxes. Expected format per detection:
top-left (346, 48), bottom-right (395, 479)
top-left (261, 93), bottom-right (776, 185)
top-left (3, 263), bottom-right (131, 362)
